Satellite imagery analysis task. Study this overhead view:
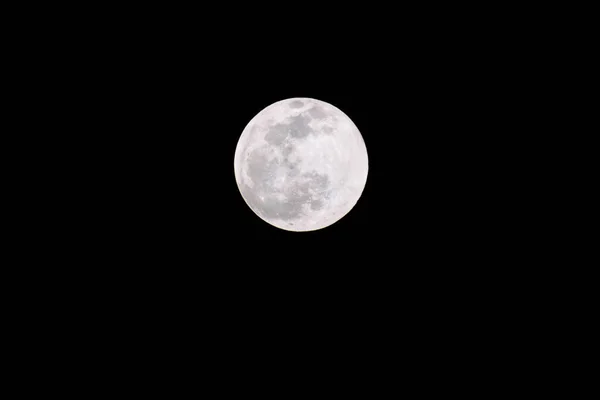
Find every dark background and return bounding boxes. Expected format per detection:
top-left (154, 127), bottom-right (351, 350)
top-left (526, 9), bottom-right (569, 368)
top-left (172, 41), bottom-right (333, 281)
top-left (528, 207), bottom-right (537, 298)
top-left (96, 50), bottom-right (503, 260)
top-left (12, 4), bottom-right (552, 383)
top-left (49, 5), bottom-right (527, 289)
top-left (74, 43), bottom-right (516, 313)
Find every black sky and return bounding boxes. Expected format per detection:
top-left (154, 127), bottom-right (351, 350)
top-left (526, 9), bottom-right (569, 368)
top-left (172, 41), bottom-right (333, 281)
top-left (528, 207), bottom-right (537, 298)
top-left (62, 5), bottom-right (523, 304)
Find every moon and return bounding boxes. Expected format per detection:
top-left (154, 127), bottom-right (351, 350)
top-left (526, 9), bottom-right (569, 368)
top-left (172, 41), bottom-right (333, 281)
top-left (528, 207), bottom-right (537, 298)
top-left (234, 97), bottom-right (368, 232)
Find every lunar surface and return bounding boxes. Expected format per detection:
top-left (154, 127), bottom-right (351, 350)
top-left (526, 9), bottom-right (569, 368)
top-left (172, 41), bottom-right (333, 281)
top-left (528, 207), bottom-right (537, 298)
top-left (234, 97), bottom-right (368, 231)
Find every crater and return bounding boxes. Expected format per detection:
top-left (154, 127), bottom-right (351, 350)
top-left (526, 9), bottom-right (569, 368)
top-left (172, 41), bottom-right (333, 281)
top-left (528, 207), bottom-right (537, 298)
top-left (246, 150), bottom-right (269, 187)
top-left (288, 114), bottom-right (312, 139)
top-left (287, 165), bottom-right (300, 178)
top-left (308, 106), bottom-right (328, 120)
top-left (281, 144), bottom-right (294, 157)
top-left (289, 100), bottom-right (304, 108)
top-left (264, 123), bottom-right (289, 146)
top-left (310, 199), bottom-right (324, 210)
top-left (264, 114), bottom-right (312, 145)
top-left (302, 171), bottom-right (330, 191)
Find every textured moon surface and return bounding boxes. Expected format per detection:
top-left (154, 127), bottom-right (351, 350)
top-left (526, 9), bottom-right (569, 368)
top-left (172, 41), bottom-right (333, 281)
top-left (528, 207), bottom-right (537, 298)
top-left (234, 97), bottom-right (368, 231)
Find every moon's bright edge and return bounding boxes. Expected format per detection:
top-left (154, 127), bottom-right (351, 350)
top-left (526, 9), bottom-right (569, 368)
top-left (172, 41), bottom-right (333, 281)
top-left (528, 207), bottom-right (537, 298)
top-left (234, 97), bottom-right (368, 231)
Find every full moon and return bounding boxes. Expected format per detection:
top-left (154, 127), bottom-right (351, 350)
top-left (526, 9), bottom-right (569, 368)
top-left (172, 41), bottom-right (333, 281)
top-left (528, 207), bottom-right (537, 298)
top-left (234, 97), bottom-right (368, 232)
